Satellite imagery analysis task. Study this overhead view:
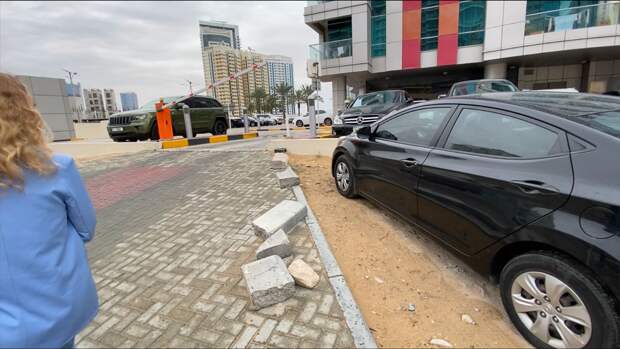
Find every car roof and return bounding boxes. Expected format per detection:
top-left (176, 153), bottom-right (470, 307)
top-left (445, 91), bottom-right (620, 117)
top-left (453, 79), bottom-right (513, 85)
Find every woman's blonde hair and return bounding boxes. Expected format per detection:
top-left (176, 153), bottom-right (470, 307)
top-left (0, 73), bottom-right (56, 190)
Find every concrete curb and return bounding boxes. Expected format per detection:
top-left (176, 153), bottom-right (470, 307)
top-left (161, 132), bottom-right (258, 149)
top-left (292, 185), bottom-right (377, 349)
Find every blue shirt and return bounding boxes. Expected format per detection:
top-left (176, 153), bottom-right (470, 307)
top-left (0, 154), bottom-right (98, 348)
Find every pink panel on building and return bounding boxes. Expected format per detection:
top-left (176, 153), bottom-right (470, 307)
top-left (437, 34), bottom-right (458, 66)
top-left (403, 39), bottom-right (421, 69)
top-left (403, 0), bottom-right (421, 11)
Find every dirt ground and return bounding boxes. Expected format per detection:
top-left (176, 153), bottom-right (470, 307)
top-left (289, 155), bottom-right (531, 349)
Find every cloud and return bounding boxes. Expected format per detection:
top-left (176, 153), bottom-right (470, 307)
top-left (0, 1), bottom-right (331, 110)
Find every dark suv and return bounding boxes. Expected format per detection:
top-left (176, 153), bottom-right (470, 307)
top-left (332, 90), bottom-right (412, 136)
top-left (107, 96), bottom-right (228, 141)
top-left (332, 92), bottom-right (620, 348)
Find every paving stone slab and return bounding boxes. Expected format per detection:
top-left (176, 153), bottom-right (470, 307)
top-left (241, 255), bottom-right (295, 308)
top-left (252, 200), bottom-right (307, 239)
top-left (271, 153), bottom-right (288, 170)
top-left (276, 167), bottom-right (300, 188)
top-left (256, 229), bottom-right (292, 260)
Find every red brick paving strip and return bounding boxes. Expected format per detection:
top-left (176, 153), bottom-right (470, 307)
top-left (86, 166), bottom-right (188, 210)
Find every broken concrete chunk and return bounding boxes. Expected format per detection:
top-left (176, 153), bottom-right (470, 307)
top-left (271, 153), bottom-right (288, 170)
top-left (288, 259), bottom-right (320, 289)
top-left (252, 200), bottom-right (307, 239)
top-left (430, 338), bottom-right (453, 348)
top-left (241, 255), bottom-right (295, 308)
top-left (256, 229), bottom-right (292, 260)
top-left (276, 167), bottom-right (300, 188)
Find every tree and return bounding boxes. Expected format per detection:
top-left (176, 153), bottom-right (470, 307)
top-left (274, 83), bottom-right (293, 120)
top-left (247, 102), bottom-right (256, 115)
top-left (250, 87), bottom-right (267, 114)
top-left (301, 85), bottom-right (314, 106)
top-left (264, 94), bottom-right (278, 113)
top-left (294, 89), bottom-right (305, 115)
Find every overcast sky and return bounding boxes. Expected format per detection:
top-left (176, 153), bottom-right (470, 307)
top-left (0, 1), bottom-right (332, 111)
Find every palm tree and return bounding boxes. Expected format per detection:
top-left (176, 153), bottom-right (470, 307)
top-left (274, 83), bottom-right (293, 120)
top-left (301, 85), bottom-right (314, 106)
top-left (294, 89), bottom-right (305, 115)
top-left (250, 87), bottom-right (267, 114)
top-left (264, 94), bottom-right (278, 113)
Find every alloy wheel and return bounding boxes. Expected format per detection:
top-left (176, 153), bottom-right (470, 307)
top-left (336, 161), bottom-right (350, 192)
top-left (511, 271), bottom-right (592, 348)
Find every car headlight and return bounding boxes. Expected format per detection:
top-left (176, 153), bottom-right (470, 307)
top-left (334, 117), bottom-right (343, 125)
top-left (134, 114), bottom-right (148, 120)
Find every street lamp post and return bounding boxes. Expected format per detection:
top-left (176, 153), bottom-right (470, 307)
top-left (63, 69), bottom-right (80, 123)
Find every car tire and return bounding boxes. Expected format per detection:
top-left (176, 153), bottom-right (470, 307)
top-left (112, 137), bottom-right (124, 142)
top-left (296, 120), bottom-right (304, 127)
top-left (333, 154), bottom-right (358, 198)
top-left (213, 119), bottom-right (227, 135)
top-left (500, 251), bottom-right (620, 349)
top-left (324, 118), bottom-right (332, 126)
top-left (150, 124), bottom-right (160, 141)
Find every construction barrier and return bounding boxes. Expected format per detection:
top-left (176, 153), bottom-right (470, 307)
top-left (161, 132), bottom-right (258, 149)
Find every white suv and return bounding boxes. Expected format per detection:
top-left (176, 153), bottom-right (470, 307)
top-left (288, 110), bottom-right (332, 127)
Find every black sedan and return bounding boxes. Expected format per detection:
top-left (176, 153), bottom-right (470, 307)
top-left (332, 92), bottom-right (620, 349)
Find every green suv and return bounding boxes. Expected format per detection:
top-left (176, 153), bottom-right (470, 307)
top-left (107, 96), bottom-right (229, 142)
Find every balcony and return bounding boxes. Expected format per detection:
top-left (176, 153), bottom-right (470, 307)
top-left (525, 1), bottom-right (620, 36)
top-left (308, 38), bottom-right (352, 60)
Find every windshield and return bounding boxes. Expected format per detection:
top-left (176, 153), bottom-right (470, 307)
top-left (139, 96), bottom-right (182, 111)
top-left (351, 91), bottom-right (399, 107)
top-left (451, 81), bottom-right (518, 96)
top-left (571, 110), bottom-right (620, 139)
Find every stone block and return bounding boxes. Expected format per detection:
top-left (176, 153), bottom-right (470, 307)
top-left (253, 200), bottom-right (307, 239)
top-left (288, 259), bottom-right (320, 289)
top-left (271, 153), bottom-right (288, 170)
top-left (276, 167), bottom-right (300, 188)
top-left (241, 256), bottom-right (295, 308)
top-left (256, 229), bottom-right (292, 260)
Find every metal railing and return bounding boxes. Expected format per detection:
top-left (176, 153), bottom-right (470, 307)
top-left (308, 38), bottom-right (352, 60)
top-left (525, 1), bottom-right (620, 36)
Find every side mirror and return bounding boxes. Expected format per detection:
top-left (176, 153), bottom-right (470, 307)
top-left (357, 125), bottom-right (371, 138)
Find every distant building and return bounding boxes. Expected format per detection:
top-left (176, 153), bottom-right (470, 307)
top-left (65, 82), bottom-right (87, 122)
top-left (120, 92), bottom-right (139, 111)
top-left (17, 75), bottom-right (75, 141)
top-left (266, 55), bottom-right (295, 113)
top-left (199, 20), bottom-right (240, 49)
top-left (266, 55), bottom-right (295, 94)
top-left (103, 89), bottom-right (119, 116)
top-left (83, 88), bottom-right (105, 119)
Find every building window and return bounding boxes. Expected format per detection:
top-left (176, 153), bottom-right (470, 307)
top-left (327, 17), bottom-right (352, 41)
top-left (321, 17), bottom-right (353, 59)
top-left (421, 0), bottom-right (439, 51)
top-left (525, 0), bottom-right (617, 35)
top-left (458, 0), bottom-right (486, 46)
top-left (371, 0), bottom-right (386, 57)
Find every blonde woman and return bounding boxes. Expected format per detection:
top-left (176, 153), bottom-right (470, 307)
top-left (0, 73), bottom-right (98, 348)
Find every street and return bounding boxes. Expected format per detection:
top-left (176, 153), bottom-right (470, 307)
top-left (75, 148), bottom-right (354, 348)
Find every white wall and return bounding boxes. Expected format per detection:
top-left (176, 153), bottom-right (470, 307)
top-left (484, 1), bottom-right (620, 61)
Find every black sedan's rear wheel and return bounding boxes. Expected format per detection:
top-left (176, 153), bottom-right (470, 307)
top-left (333, 155), bottom-right (357, 198)
top-left (500, 252), bottom-right (620, 348)
top-left (296, 120), bottom-right (304, 127)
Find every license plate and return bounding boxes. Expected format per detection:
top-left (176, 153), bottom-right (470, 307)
top-left (111, 127), bottom-right (123, 132)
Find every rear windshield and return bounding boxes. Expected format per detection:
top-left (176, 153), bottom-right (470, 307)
top-left (571, 111), bottom-right (620, 139)
top-left (451, 81), bottom-right (518, 96)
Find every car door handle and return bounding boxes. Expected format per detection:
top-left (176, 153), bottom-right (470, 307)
top-left (511, 180), bottom-right (560, 195)
top-left (400, 158), bottom-right (419, 167)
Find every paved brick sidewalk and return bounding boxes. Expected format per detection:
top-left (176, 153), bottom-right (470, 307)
top-left (75, 150), bottom-right (355, 348)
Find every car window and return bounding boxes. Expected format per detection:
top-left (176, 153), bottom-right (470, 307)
top-left (445, 109), bottom-right (561, 158)
top-left (570, 110), bottom-right (620, 139)
top-left (374, 108), bottom-right (451, 146)
top-left (183, 98), bottom-right (201, 108)
top-left (205, 98), bottom-right (221, 108)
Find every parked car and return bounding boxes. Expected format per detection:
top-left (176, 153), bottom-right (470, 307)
top-left (255, 114), bottom-right (278, 126)
top-left (446, 79), bottom-right (518, 97)
top-left (332, 90), bottom-right (413, 136)
top-left (288, 110), bottom-right (331, 127)
top-left (107, 96), bottom-right (228, 141)
top-left (332, 91), bottom-right (620, 349)
top-left (230, 115), bottom-right (259, 128)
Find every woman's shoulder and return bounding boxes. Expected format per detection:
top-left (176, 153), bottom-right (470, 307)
top-left (52, 153), bottom-right (76, 171)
